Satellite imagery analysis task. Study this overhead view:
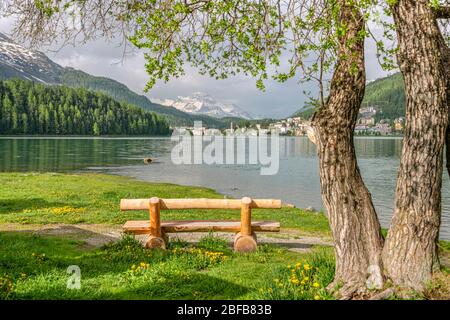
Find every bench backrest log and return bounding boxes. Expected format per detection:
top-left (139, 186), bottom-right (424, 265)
top-left (120, 198), bottom-right (282, 211)
top-left (121, 197), bottom-right (281, 238)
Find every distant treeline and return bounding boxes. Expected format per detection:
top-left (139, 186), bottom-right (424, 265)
top-left (0, 79), bottom-right (171, 135)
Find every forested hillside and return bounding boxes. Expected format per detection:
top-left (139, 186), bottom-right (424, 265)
top-left (60, 68), bottom-right (233, 128)
top-left (293, 73), bottom-right (406, 120)
top-left (0, 32), bottom-right (239, 128)
top-left (362, 73), bottom-right (405, 120)
top-left (0, 79), bottom-right (170, 135)
top-left (291, 107), bottom-right (315, 120)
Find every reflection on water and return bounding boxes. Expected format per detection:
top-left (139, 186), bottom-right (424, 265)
top-left (0, 137), bottom-right (173, 171)
top-left (0, 136), bottom-right (448, 239)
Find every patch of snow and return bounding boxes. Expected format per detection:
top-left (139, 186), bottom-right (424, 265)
top-left (159, 92), bottom-right (253, 119)
top-left (0, 32), bottom-right (63, 83)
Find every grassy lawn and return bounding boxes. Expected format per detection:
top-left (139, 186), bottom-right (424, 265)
top-left (0, 172), bottom-right (331, 235)
top-left (0, 172), bottom-right (448, 300)
top-left (0, 232), bottom-right (335, 300)
top-left (0, 172), bottom-right (333, 299)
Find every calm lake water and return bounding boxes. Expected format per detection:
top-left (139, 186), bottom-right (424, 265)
top-left (0, 136), bottom-right (449, 240)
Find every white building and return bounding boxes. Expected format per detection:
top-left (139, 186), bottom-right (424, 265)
top-left (373, 122), bottom-right (392, 135)
top-left (172, 127), bottom-right (189, 135)
top-left (192, 126), bottom-right (205, 136)
top-left (204, 128), bottom-right (222, 136)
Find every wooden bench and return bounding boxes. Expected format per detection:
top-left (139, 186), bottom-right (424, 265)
top-left (120, 197), bottom-right (281, 252)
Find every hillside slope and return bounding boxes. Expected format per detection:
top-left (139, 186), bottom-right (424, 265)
top-left (293, 73), bottom-right (406, 120)
top-left (0, 78), bottom-right (170, 135)
top-left (362, 73), bottom-right (405, 120)
top-left (59, 68), bottom-right (231, 127)
top-left (0, 32), bottom-right (235, 128)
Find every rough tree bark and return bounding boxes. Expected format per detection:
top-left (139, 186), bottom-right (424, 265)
top-left (434, 6), bottom-right (450, 178)
top-left (310, 2), bottom-right (384, 298)
top-left (447, 117), bottom-right (450, 178)
top-left (382, 0), bottom-right (448, 291)
top-left (437, 34), bottom-right (450, 179)
top-left (447, 125), bottom-right (450, 178)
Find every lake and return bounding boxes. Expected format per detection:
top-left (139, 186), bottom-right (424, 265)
top-left (0, 136), bottom-right (449, 240)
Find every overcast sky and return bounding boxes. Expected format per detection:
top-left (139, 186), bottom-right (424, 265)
top-left (0, 17), bottom-right (394, 119)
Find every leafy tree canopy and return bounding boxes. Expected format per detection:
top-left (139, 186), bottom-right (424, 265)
top-left (2, 0), bottom-right (390, 104)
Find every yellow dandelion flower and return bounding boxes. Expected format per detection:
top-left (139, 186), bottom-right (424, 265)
top-left (314, 295), bottom-right (321, 300)
top-left (313, 282), bottom-right (320, 288)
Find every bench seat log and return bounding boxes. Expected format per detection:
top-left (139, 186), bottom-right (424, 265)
top-left (123, 220), bottom-right (280, 234)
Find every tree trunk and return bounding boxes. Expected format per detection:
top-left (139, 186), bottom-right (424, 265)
top-left (310, 3), bottom-right (384, 298)
top-left (382, 1), bottom-right (448, 291)
top-left (447, 122), bottom-right (450, 178)
top-left (438, 36), bottom-right (450, 178)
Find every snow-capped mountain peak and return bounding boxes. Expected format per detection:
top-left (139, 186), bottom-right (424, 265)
top-left (153, 92), bottom-right (253, 119)
top-left (0, 32), bottom-right (64, 84)
top-left (0, 32), bottom-right (253, 122)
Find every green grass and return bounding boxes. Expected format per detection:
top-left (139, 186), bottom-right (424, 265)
top-left (0, 172), bottom-right (333, 299)
top-left (0, 172), bottom-right (449, 300)
top-left (0, 172), bottom-right (331, 236)
top-left (0, 232), bottom-right (334, 300)
top-left (439, 240), bottom-right (450, 253)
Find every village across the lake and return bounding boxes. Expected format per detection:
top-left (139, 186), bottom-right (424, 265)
top-left (172, 105), bottom-right (405, 137)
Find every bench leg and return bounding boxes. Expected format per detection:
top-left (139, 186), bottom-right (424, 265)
top-left (234, 232), bottom-right (257, 252)
top-left (145, 233), bottom-right (168, 249)
top-left (234, 197), bottom-right (257, 252)
top-left (146, 197), bottom-right (167, 249)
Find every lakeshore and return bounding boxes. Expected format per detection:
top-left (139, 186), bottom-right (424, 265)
top-left (2, 136), bottom-right (448, 239)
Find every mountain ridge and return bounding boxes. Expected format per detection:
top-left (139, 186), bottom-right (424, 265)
top-left (0, 32), bottom-right (239, 128)
top-left (0, 33), bottom-right (64, 84)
